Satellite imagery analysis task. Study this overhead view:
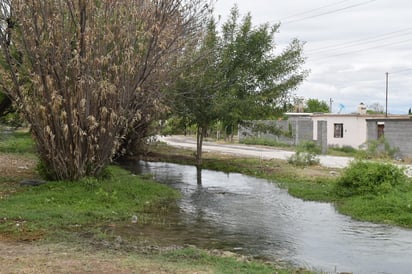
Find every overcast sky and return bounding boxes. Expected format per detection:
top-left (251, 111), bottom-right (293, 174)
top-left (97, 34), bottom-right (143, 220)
top-left (213, 0), bottom-right (412, 114)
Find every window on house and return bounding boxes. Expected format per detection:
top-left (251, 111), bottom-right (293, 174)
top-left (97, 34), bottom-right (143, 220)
top-left (334, 123), bottom-right (344, 138)
top-left (377, 123), bottom-right (384, 139)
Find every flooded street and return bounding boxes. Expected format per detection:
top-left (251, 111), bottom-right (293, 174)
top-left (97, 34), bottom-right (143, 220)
top-left (123, 161), bottom-right (412, 274)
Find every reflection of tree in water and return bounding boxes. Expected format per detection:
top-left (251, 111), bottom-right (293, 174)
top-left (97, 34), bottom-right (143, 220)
top-left (196, 166), bottom-right (202, 185)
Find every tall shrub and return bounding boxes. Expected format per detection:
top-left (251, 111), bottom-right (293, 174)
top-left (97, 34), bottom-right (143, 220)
top-left (0, 0), bottom-right (209, 180)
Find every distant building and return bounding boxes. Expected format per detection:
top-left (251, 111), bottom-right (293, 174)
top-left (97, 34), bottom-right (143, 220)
top-left (240, 103), bottom-right (412, 158)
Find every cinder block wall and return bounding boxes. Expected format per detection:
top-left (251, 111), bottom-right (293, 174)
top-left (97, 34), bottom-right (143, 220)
top-left (367, 119), bottom-right (412, 158)
top-left (384, 120), bottom-right (412, 158)
top-left (239, 118), bottom-right (314, 146)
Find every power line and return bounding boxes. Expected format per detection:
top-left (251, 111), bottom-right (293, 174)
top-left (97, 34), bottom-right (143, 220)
top-left (309, 37), bottom-right (412, 62)
top-left (279, 0), bottom-right (353, 21)
top-left (282, 0), bottom-right (377, 25)
top-left (307, 28), bottom-right (412, 55)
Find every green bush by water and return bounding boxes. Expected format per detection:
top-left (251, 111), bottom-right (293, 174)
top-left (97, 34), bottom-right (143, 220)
top-left (335, 161), bottom-right (407, 197)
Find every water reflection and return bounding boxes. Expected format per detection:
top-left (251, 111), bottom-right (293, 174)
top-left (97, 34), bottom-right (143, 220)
top-left (124, 161), bottom-right (412, 274)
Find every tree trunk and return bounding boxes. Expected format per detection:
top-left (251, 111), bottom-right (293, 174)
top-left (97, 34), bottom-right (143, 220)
top-left (195, 125), bottom-right (206, 166)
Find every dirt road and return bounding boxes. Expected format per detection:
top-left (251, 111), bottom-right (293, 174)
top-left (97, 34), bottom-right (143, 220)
top-left (158, 135), bottom-right (353, 169)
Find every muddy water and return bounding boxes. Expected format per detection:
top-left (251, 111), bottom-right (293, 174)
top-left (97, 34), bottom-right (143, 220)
top-left (123, 161), bottom-right (412, 274)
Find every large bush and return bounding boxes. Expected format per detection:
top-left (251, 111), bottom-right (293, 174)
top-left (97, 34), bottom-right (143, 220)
top-left (335, 160), bottom-right (407, 197)
top-left (0, 0), bottom-right (208, 180)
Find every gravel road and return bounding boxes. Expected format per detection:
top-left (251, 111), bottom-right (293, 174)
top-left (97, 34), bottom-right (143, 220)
top-left (158, 135), bottom-right (353, 169)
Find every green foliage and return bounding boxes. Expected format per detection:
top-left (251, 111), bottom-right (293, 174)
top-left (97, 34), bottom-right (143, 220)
top-left (296, 141), bottom-right (321, 154)
top-left (335, 161), bottom-right (407, 197)
top-left (169, 6), bottom-right (307, 164)
top-left (305, 98), bottom-right (330, 113)
top-left (357, 137), bottom-right (399, 160)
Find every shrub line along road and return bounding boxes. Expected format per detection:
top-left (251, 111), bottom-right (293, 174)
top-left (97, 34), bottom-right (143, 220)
top-left (158, 135), bottom-right (352, 169)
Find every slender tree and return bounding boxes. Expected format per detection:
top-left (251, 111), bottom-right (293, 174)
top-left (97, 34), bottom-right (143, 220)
top-left (170, 7), bottom-right (308, 166)
top-left (172, 19), bottom-right (220, 165)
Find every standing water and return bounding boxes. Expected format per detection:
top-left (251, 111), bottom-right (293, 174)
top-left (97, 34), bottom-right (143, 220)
top-left (125, 161), bottom-right (412, 274)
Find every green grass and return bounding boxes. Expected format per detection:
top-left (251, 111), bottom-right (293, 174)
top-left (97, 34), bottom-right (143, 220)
top-left (0, 165), bottom-right (180, 237)
top-left (0, 130), bottom-right (35, 154)
top-left (161, 247), bottom-right (307, 274)
top-left (337, 188), bottom-right (412, 227)
top-left (239, 137), bottom-right (293, 149)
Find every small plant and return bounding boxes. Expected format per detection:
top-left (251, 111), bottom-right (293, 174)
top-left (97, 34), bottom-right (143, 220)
top-left (288, 151), bottom-right (319, 167)
top-left (288, 141), bottom-right (320, 167)
top-left (335, 160), bottom-right (407, 197)
top-left (357, 137), bottom-right (399, 160)
top-left (296, 141), bottom-right (321, 154)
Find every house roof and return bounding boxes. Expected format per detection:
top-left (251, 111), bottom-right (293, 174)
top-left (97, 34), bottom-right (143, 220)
top-left (286, 112), bottom-right (411, 119)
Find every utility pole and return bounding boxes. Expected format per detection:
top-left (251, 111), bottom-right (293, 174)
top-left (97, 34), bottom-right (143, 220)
top-left (385, 72), bottom-right (389, 117)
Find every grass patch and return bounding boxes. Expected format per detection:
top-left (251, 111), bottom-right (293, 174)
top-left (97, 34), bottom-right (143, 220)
top-left (240, 137), bottom-right (293, 149)
top-left (0, 130), bottom-right (35, 154)
top-left (328, 145), bottom-right (358, 157)
top-left (161, 247), bottom-right (306, 274)
top-left (338, 188), bottom-right (412, 227)
top-left (0, 165), bottom-right (180, 239)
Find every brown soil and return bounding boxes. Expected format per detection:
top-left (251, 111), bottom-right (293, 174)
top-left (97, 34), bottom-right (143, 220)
top-left (0, 241), bottom-right (211, 274)
top-left (0, 153), bottom-right (37, 179)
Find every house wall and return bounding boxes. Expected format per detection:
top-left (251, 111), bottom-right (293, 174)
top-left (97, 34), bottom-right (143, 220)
top-left (312, 115), bottom-right (369, 148)
top-left (367, 119), bottom-right (412, 158)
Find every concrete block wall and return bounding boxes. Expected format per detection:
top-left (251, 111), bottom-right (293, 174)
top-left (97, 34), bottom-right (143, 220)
top-left (239, 118), bottom-right (314, 146)
top-left (382, 120), bottom-right (412, 158)
top-left (367, 119), bottom-right (412, 158)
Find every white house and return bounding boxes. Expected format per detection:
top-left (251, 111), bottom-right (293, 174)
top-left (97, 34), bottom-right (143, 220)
top-left (312, 114), bottom-right (377, 148)
top-left (311, 103), bottom-right (410, 149)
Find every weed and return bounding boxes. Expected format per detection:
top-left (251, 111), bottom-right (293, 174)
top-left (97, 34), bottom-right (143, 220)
top-left (357, 137), bottom-right (399, 160)
top-left (240, 137), bottom-right (292, 148)
top-left (288, 141), bottom-right (320, 167)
